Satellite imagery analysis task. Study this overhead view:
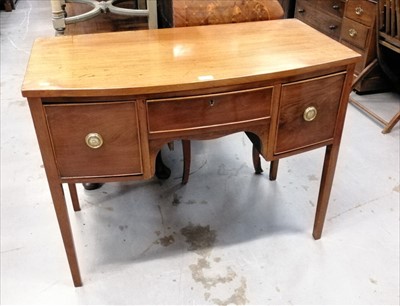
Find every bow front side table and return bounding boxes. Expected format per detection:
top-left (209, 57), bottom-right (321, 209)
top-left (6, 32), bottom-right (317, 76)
top-left (22, 19), bottom-right (360, 286)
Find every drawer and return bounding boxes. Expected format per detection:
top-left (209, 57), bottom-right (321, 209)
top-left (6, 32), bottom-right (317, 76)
top-left (345, 0), bottom-right (375, 26)
top-left (274, 72), bottom-right (346, 155)
top-left (340, 17), bottom-right (370, 50)
top-left (147, 87), bottom-right (272, 133)
top-left (319, 0), bottom-right (345, 18)
top-left (295, 0), bottom-right (342, 40)
top-left (45, 102), bottom-right (143, 178)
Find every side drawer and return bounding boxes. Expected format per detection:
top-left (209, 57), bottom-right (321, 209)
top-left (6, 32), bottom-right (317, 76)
top-left (344, 0), bottom-right (375, 27)
top-left (45, 101), bottom-right (143, 178)
top-left (147, 87), bottom-right (272, 133)
top-left (274, 72), bottom-right (346, 155)
top-left (340, 17), bottom-right (370, 50)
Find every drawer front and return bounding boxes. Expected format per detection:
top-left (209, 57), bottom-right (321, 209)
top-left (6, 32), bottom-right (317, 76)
top-left (275, 72), bottom-right (346, 155)
top-left (340, 17), bottom-right (370, 50)
top-left (147, 87), bottom-right (272, 133)
top-left (345, 0), bottom-right (375, 26)
top-left (45, 102), bottom-right (143, 178)
top-left (319, 0), bottom-right (345, 18)
top-left (295, 0), bottom-right (342, 40)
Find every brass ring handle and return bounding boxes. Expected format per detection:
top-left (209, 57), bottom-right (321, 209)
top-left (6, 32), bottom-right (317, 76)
top-left (355, 6), bottom-right (363, 15)
top-left (348, 28), bottom-right (357, 37)
top-left (303, 106), bottom-right (317, 122)
top-left (85, 133), bottom-right (103, 149)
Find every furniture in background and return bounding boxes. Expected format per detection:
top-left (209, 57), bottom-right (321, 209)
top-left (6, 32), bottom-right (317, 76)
top-left (50, 0), bottom-right (157, 35)
top-left (22, 20), bottom-right (360, 286)
top-left (0, 0), bottom-right (17, 11)
top-left (278, 0), bottom-right (296, 18)
top-left (158, 0), bottom-right (284, 184)
top-left (350, 0), bottom-right (400, 133)
top-left (295, 0), bottom-right (390, 93)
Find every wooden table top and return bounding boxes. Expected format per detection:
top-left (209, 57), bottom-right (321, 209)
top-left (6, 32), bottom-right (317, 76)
top-left (22, 19), bottom-right (361, 98)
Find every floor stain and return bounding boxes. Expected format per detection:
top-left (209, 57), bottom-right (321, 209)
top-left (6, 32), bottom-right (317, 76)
top-left (393, 184), bottom-right (400, 193)
top-left (118, 225), bottom-right (128, 231)
top-left (172, 193), bottom-right (181, 206)
top-left (275, 286), bottom-right (281, 292)
top-left (369, 278), bottom-right (378, 285)
top-left (302, 185), bottom-right (309, 191)
top-left (309, 200), bottom-right (315, 207)
top-left (159, 235), bottom-right (175, 247)
top-left (308, 174), bottom-right (319, 181)
top-left (211, 277), bottom-right (249, 306)
top-left (180, 223), bottom-right (217, 255)
top-left (189, 258), bottom-right (237, 290)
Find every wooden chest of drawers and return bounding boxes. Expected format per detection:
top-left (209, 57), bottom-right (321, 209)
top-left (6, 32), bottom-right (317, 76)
top-left (295, 0), bottom-right (388, 93)
top-left (295, 0), bottom-right (345, 40)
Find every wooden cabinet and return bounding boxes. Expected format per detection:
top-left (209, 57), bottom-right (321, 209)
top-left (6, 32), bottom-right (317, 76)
top-left (295, 0), bottom-right (388, 93)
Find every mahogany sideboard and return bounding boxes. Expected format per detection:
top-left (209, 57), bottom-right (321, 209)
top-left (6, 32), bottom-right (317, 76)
top-left (22, 19), bottom-right (360, 286)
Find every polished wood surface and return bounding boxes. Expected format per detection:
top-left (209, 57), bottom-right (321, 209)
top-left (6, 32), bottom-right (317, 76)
top-left (22, 19), bottom-right (359, 98)
top-left (23, 20), bottom-right (360, 286)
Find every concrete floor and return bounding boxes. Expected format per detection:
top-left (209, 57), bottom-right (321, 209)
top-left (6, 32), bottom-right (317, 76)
top-left (1, 1), bottom-right (399, 304)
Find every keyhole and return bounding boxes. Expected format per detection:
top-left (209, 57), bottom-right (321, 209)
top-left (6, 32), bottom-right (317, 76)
top-left (209, 99), bottom-right (215, 106)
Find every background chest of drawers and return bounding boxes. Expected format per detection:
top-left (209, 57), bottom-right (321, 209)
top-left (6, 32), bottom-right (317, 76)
top-left (295, 0), bottom-right (389, 93)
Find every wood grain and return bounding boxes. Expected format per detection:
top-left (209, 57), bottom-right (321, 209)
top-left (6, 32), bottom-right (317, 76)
top-left (22, 19), bottom-right (361, 98)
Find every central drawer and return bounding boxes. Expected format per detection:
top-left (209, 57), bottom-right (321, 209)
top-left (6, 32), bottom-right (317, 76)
top-left (147, 87), bottom-right (272, 133)
top-left (45, 101), bottom-right (143, 178)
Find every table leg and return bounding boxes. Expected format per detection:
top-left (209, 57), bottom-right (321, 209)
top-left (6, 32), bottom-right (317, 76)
top-left (50, 182), bottom-right (82, 286)
top-left (68, 183), bottom-right (81, 212)
top-left (269, 160), bottom-right (279, 181)
top-left (252, 144), bottom-right (263, 174)
top-left (182, 140), bottom-right (191, 185)
top-left (313, 144), bottom-right (340, 240)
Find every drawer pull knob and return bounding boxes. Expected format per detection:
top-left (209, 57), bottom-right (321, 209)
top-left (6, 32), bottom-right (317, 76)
top-left (332, 4), bottom-right (340, 10)
top-left (303, 106), bottom-right (317, 122)
top-left (85, 133), bottom-right (103, 149)
top-left (298, 8), bottom-right (305, 13)
top-left (355, 6), bottom-right (363, 15)
top-left (348, 28), bottom-right (357, 37)
top-left (329, 25), bottom-right (338, 30)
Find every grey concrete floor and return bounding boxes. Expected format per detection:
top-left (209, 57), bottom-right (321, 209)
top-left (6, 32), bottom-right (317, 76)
top-left (1, 1), bottom-right (399, 304)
